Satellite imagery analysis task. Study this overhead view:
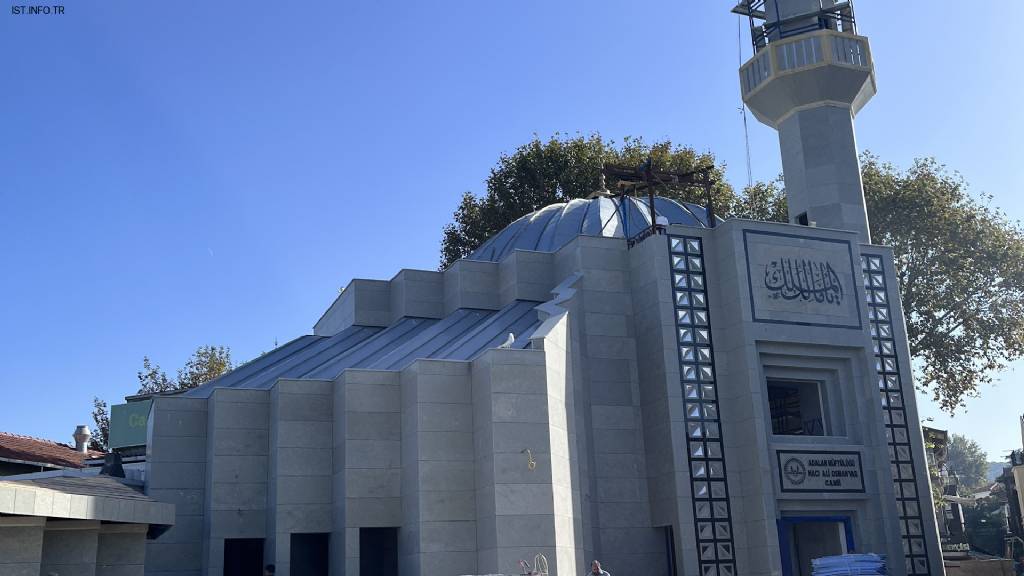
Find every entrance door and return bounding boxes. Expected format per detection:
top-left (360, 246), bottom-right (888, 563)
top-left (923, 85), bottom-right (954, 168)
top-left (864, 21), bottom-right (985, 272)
top-left (360, 527), bottom-right (398, 576)
top-left (224, 538), bottom-right (264, 576)
top-left (778, 516), bottom-right (854, 576)
top-left (292, 533), bottom-right (330, 576)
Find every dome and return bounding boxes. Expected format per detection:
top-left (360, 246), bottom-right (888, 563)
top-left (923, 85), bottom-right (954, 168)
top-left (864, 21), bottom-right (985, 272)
top-left (467, 195), bottom-right (718, 262)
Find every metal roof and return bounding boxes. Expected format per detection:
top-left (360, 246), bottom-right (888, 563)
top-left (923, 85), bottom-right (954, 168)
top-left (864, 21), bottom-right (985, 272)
top-left (468, 195), bottom-right (716, 262)
top-left (184, 300), bottom-right (540, 397)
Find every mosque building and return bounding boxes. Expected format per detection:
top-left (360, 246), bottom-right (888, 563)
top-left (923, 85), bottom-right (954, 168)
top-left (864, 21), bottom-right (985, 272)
top-left (138, 1), bottom-right (943, 575)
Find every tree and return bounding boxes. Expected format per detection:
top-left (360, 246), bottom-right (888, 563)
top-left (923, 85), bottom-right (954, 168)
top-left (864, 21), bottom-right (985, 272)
top-left (175, 345), bottom-right (233, 391)
top-left (946, 433), bottom-right (989, 493)
top-left (439, 134), bottom-right (1024, 411)
top-left (137, 356), bottom-right (174, 394)
top-left (439, 134), bottom-right (780, 269)
top-left (90, 397), bottom-right (109, 452)
top-left (862, 155), bottom-right (1024, 412)
top-left (136, 345), bottom-right (233, 394)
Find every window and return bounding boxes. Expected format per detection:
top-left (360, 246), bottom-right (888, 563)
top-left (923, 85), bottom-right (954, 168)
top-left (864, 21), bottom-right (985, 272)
top-left (767, 379), bottom-right (826, 436)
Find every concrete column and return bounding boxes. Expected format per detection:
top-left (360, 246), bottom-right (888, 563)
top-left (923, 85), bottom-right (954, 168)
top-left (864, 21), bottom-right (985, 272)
top-left (96, 523), bottom-right (148, 576)
top-left (40, 519), bottom-right (101, 576)
top-left (473, 348), bottom-right (569, 575)
top-left (337, 369), bottom-right (403, 576)
top-left (145, 396), bottom-right (208, 576)
top-left (0, 516), bottom-right (45, 576)
top-left (268, 379), bottom-right (334, 576)
top-left (778, 105), bottom-right (871, 242)
top-left (401, 359), bottom-right (477, 576)
top-left (206, 388), bottom-right (270, 575)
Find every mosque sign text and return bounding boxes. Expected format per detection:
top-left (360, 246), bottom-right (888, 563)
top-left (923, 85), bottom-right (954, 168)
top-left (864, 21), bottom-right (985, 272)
top-left (777, 450), bottom-right (865, 493)
top-left (743, 230), bottom-right (861, 329)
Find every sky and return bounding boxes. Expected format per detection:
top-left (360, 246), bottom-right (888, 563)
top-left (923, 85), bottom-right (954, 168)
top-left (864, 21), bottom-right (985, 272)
top-left (1, 1), bottom-right (1021, 460)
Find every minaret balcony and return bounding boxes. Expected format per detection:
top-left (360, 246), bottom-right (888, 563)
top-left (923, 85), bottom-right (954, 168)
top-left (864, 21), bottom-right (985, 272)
top-left (739, 29), bottom-right (876, 128)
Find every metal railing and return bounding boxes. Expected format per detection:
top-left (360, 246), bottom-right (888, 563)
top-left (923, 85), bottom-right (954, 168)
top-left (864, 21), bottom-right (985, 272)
top-left (739, 28), bottom-right (871, 97)
top-left (738, 0), bottom-right (858, 54)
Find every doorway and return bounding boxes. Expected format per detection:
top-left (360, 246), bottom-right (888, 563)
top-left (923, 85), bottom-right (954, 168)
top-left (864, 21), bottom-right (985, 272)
top-left (360, 527), bottom-right (398, 576)
top-left (778, 516), bottom-right (854, 576)
top-left (291, 532), bottom-right (330, 576)
top-left (224, 538), bottom-right (264, 576)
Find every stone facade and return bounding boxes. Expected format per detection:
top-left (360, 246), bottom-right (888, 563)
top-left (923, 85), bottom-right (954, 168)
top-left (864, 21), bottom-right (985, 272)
top-left (142, 214), bottom-right (942, 576)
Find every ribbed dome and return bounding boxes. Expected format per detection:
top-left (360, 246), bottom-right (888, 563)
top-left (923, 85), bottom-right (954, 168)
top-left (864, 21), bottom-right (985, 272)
top-left (468, 196), bottom-right (716, 262)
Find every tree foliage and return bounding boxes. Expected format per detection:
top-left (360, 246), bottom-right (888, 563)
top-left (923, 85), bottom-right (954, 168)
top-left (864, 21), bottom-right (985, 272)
top-left (862, 155), bottom-right (1024, 412)
top-left (439, 134), bottom-right (1024, 411)
top-left (89, 397), bottom-right (109, 452)
top-left (137, 345), bottom-right (233, 394)
top-left (945, 433), bottom-right (989, 492)
top-left (439, 134), bottom-right (783, 268)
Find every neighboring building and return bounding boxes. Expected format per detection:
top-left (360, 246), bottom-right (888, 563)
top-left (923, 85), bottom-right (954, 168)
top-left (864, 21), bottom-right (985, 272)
top-left (0, 427), bottom-right (104, 476)
top-left (0, 470), bottom-right (174, 575)
top-left (139, 1), bottom-right (944, 575)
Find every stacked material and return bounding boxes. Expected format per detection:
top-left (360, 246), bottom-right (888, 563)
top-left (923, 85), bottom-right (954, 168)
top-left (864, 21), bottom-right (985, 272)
top-left (812, 553), bottom-right (887, 576)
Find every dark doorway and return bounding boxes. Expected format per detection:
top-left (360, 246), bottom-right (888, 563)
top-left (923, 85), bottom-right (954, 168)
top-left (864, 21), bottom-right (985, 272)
top-left (360, 527), bottom-right (398, 576)
top-left (224, 538), bottom-right (264, 576)
top-left (778, 516), bottom-right (855, 576)
top-left (291, 533), bottom-right (330, 576)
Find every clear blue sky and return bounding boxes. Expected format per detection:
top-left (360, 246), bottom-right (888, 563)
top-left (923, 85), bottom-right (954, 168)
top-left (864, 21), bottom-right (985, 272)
top-left (1, 1), bottom-right (1020, 459)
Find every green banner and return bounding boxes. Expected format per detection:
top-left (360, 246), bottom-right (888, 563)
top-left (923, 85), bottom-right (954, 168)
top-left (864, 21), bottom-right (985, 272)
top-left (108, 400), bottom-right (152, 449)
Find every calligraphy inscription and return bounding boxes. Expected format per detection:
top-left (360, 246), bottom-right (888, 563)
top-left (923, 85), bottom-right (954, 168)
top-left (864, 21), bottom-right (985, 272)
top-left (764, 258), bottom-right (844, 306)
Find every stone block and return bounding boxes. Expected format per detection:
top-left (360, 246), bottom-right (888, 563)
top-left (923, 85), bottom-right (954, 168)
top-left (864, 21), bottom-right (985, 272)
top-left (210, 455), bottom-right (268, 483)
top-left (275, 447), bottom-right (332, 476)
top-left (415, 431), bottom-right (475, 462)
top-left (345, 468), bottom-right (402, 499)
top-left (209, 509), bottom-right (266, 538)
top-left (209, 428), bottom-right (270, 456)
top-left (416, 403), bottom-right (473, 433)
top-left (494, 514), bottom-right (556, 548)
top-left (274, 420), bottom-right (333, 448)
top-left (345, 497), bottom-right (402, 527)
top-left (417, 460), bottom-right (475, 492)
top-left (490, 393), bottom-right (549, 424)
top-left (210, 482), bottom-right (267, 511)
top-left (145, 462), bottom-right (205, 490)
top-left (345, 384), bottom-right (401, 413)
top-left (211, 402), bottom-right (268, 430)
top-left (345, 439), bottom-right (401, 469)
top-left (418, 521), bottom-right (477, 553)
top-left (345, 411), bottom-right (401, 441)
top-left (493, 484), bottom-right (554, 516)
top-left (276, 392), bottom-right (333, 422)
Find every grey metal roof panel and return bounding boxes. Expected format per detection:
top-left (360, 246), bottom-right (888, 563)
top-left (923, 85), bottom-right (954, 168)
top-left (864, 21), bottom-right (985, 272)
top-left (183, 326), bottom-right (381, 398)
top-left (366, 308), bottom-right (495, 370)
top-left (302, 316), bottom-right (439, 380)
top-left (183, 335), bottom-right (324, 397)
top-left (181, 301), bottom-right (546, 396)
top-left (431, 300), bottom-right (540, 361)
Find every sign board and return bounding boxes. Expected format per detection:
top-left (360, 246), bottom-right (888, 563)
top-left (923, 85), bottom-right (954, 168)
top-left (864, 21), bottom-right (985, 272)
top-left (777, 450), bottom-right (865, 493)
top-left (743, 230), bottom-right (862, 329)
top-left (108, 400), bottom-right (152, 449)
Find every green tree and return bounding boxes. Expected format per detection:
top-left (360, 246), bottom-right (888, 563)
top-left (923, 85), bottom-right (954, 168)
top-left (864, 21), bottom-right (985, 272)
top-left (946, 433), bottom-right (989, 492)
top-left (439, 135), bottom-right (1024, 411)
top-left (137, 345), bottom-right (234, 394)
top-left (862, 155), bottom-right (1024, 412)
top-left (89, 397), bottom-right (109, 452)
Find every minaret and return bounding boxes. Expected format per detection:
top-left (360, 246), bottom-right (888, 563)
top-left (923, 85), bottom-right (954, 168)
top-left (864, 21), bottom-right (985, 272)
top-left (735, 0), bottom-right (876, 242)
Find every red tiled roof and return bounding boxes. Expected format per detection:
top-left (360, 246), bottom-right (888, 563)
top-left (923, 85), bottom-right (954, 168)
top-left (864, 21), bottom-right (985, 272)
top-left (0, 431), bottom-right (104, 469)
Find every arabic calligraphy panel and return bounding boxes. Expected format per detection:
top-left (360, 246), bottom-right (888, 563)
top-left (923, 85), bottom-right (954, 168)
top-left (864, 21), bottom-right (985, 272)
top-left (743, 230), bottom-right (862, 328)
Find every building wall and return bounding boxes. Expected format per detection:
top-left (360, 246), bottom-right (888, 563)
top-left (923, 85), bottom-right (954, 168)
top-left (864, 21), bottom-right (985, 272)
top-left (146, 396), bottom-right (208, 576)
top-left (142, 220), bottom-right (939, 576)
